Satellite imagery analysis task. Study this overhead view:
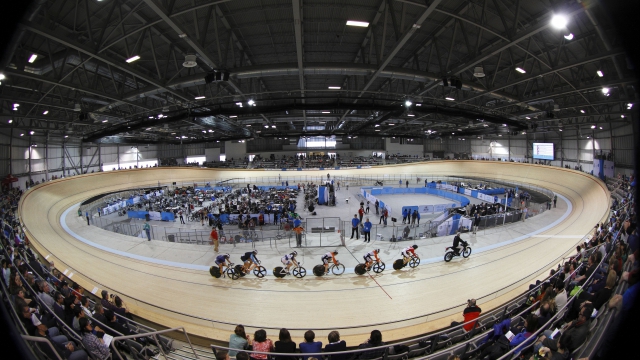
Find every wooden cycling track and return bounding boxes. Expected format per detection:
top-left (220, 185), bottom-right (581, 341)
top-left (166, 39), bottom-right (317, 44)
top-left (19, 161), bottom-right (610, 344)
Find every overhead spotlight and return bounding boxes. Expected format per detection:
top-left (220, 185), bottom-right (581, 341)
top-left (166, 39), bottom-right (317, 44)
top-left (525, 116), bottom-right (531, 119)
top-left (264, 125), bottom-right (269, 128)
top-left (591, 125), bottom-right (596, 129)
top-left (328, 86), bottom-right (341, 90)
top-left (407, 114), bottom-right (415, 117)
top-left (42, 110), bottom-right (48, 115)
top-left (601, 87), bottom-right (610, 95)
top-left (271, 125), bottom-right (276, 128)
top-left (194, 96), bottom-right (205, 100)
top-left (322, 111), bottom-right (330, 114)
top-left (445, 97), bottom-right (455, 101)
top-left (442, 77), bottom-right (449, 87)
top-left (29, 131), bottom-right (35, 135)
top-left (0, 73), bottom-right (5, 80)
top-left (580, 110), bottom-right (585, 113)
top-left (599, 127), bottom-right (603, 130)
top-left (550, 14), bottom-right (568, 29)
top-left (229, 115), bottom-right (237, 118)
top-left (20, 133), bottom-right (24, 136)
top-left (125, 55), bottom-right (141, 63)
top-left (621, 115), bottom-right (625, 118)
top-left (346, 20), bottom-right (369, 27)
top-left (183, 54), bottom-right (198, 68)
top-left (247, 99), bottom-right (255, 106)
top-left (8, 119), bottom-right (12, 123)
top-left (473, 66), bottom-right (485, 78)
top-left (405, 100), bottom-right (412, 107)
top-left (102, 120), bottom-right (108, 123)
top-left (563, 33), bottom-right (574, 41)
top-left (627, 103), bottom-right (633, 109)
top-left (515, 67), bottom-right (526, 74)
top-left (28, 54), bottom-right (38, 63)
top-left (596, 70), bottom-right (604, 77)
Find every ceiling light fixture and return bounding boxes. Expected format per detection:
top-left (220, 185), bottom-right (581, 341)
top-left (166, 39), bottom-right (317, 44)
top-left (229, 115), bottom-right (237, 118)
top-left (29, 131), bottom-right (35, 135)
top-left (0, 74), bottom-right (5, 80)
top-left (247, 99), bottom-right (255, 106)
top-left (550, 14), bottom-right (568, 29)
top-left (125, 55), bottom-right (141, 63)
top-left (525, 116), bottom-right (531, 119)
top-left (601, 87), bottom-right (610, 95)
top-left (591, 125), bottom-right (596, 129)
top-left (8, 119), bottom-right (13, 123)
top-left (597, 70), bottom-right (604, 77)
top-left (42, 110), bottom-right (49, 115)
top-left (271, 125), bottom-right (276, 128)
top-left (445, 97), bottom-right (455, 101)
top-left (322, 111), bottom-right (330, 114)
top-left (194, 96), bottom-right (205, 100)
top-left (346, 20), bottom-right (369, 27)
top-left (515, 67), bottom-right (526, 74)
top-left (621, 115), bottom-right (625, 118)
top-left (28, 54), bottom-right (38, 63)
top-left (102, 120), bottom-right (108, 123)
top-left (328, 86), bottom-right (341, 90)
top-left (264, 125), bottom-right (269, 128)
top-left (564, 33), bottom-right (574, 40)
top-left (405, 100), bottom-right (412, 107)
top-left (580, 110), bottom-right (585, 113)
top-left (408, 114), bottom-right (415, 117)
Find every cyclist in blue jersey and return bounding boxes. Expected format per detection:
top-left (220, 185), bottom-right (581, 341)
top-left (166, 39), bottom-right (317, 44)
top-left (240, 250), bottom-right (259, 274)
top-left (215, 253), bottom-right (231, 274)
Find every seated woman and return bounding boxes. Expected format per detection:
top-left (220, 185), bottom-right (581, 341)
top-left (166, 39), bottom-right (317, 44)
top-left (250, 329), bottom-right (273, 360)
top-left (229, 325), bottom-right (251, 357)
top-left (274, 328), bottom-right (296, 360)
top-left (299, 330), bottom-right (322, 360)
top-left (358, 330), bottom-right (386, 359)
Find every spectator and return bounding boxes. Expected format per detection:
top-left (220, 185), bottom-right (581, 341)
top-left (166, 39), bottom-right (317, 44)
top-left (299, 330), bottom-right (322, 360)
top-left (79, 317), bottom-right (110, 360)
top-left (534, 303), bottom-right (593, 353)
top-left (72, 306), bottom-right (86, 331)
top-left (236, 351), bottom-right (250, 360)
top-left (553, 280), bottom-right (568, 312)
top-left (324, 331), bottom-right (347, 360)
top-left (216, 350), bottom-right (230, 360)
top-left (451, 299), bottom-right (482, 332)
top-left (274, 328), bottom-right (296, 360)
top-left (358, 330), bottom-right (386, 359)
top-left (229, 325), bottom-right (251, 357)
top-left (53, 291), bottom-right (66, 321)
top-left (250, 329), bottom-right (273, 360)
top-left (92, 303), bottom-right (107, 325)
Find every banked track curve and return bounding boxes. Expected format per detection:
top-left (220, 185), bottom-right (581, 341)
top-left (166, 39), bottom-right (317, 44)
top-left (19, 161), bottom-right (610, 344)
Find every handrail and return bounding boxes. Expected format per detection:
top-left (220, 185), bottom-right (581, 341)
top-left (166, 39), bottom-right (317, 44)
top-left (21, 335), bottom-right (64, 360)
top-left (109, 326), bottom-right (198, 360)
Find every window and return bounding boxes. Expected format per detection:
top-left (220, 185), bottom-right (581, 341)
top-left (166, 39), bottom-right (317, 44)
top-left (186, 156), bottom-right (206, 165)
top-left (297, 136), bottom-right (336, 148)
top-left (220, 154), bottom-right (226, 162)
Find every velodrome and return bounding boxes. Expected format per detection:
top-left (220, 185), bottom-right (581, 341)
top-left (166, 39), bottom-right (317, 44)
top-left (18, 161), bottom-right (610, 344)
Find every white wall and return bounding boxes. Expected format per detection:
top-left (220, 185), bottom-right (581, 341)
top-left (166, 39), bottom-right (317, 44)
top-left (385, 139), bottom-right (424, 156)
top-left (224, 141), bottom-right (247, 160)
top-left (205, 148), bottom-right (221, 162)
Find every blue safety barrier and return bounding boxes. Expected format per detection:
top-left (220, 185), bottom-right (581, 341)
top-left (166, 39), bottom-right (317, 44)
top-left (161, 212), bottom-right (175, 221)
top-left (127, 211), bottom-right (147, 219)
top-left (477, 188), bottom-right (506, 195)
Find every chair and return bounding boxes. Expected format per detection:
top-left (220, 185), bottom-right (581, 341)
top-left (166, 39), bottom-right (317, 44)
top-left (447, 329), bottom-right (467, 345)
top-left (427, 351), bottom-right (453, 360)
top-left (386, 352), bottom-right (408, 360)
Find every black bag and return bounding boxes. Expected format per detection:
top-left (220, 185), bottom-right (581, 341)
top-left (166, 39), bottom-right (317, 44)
top-left (393, 344), bottom-right (410, 354)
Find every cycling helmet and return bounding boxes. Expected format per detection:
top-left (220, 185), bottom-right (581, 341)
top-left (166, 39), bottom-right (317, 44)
top-left (334, 250), bottom-right (339, 255)
top-left (375, 249), bottom-right (380, 253)
top-left (291, 251), bottom-right (297, 256)
top-left (253, 250), bottom-right (258, 255)
top-left (412, 245), bottom-right (418, 249)
top-left (224, 253), bottom-right (230, 258)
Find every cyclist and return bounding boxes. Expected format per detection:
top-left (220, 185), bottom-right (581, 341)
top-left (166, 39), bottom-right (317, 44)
top-left (363, 249), bottom-right (381, 270)
top-left (401, 245), bottom-right (419, 265)
top-left (280, 251), bottom-right (299, 275)
top-left (215, 253), bottom-right (231, 275)
top-left (452, 232), bottom-right (466, 256)
top-left (321, 250), bottom-right (339, 274)
top-left (240, 250), bottom-right (259, 274)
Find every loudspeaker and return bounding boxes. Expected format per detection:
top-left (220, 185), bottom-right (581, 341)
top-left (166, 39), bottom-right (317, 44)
top-left (221, 71), bottom-right (229, 81)
top-left (442, 77), bottom-right (449, 87)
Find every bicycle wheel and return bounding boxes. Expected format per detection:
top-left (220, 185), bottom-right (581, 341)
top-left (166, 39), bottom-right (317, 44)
top-left (372, 262), bottom-right (385, 273)
top-left (444, 251), bottom-right (454, 262)
top-left (409, 257), bottom-right (420, 268)
top-left (209, 266), bottom-right (221, 278)
top-left (253, 266), bottom-right (267, 278)
top-left (392, 259), bottom-right (404, 270)
top-left (463, 247), bottom-right (472, 258)
top-left (354, 264), bottom-right (367, 275)
top-left (332, 263), bottom-right (345, 275)
top-left (313, 265), bottom-right (326, 277)
top-left (273, 267), bottom-right (286, 278)
top-left (234, 265), bottom-right (246, 277)
top-left (292, 266), bottom-right (306, 278)
top-left (229, 268), bottom-right (240, 280)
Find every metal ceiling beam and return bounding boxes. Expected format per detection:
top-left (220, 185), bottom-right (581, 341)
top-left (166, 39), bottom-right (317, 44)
top-left (4, 68), bottom-right (151, 111)
top-left (292, 0), bottom-right (306, 128)
top-left (22, 21), bottom-right (192, 104)
top-left (460, 49), bottom-right (626, 104)
top-left (141, 0), bottom-right (244, 95)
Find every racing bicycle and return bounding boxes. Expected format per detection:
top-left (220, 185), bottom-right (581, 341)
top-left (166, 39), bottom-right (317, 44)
top-left (209, 262), bottom-right (237, 279)
top-left (313, 262), bottom-right (345, 276)
top-left (392, 255), bottom-right (420, 270)
top-left (233, 261), bottom-right (267, 279)
top-left (273, 262), bottom-right (307, 278)
top-left (355, 261), bottom-right (385, 275)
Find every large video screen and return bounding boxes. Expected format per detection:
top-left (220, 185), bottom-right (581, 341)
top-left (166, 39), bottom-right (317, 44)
top-left (532, 143), bottom-right (554, 160)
